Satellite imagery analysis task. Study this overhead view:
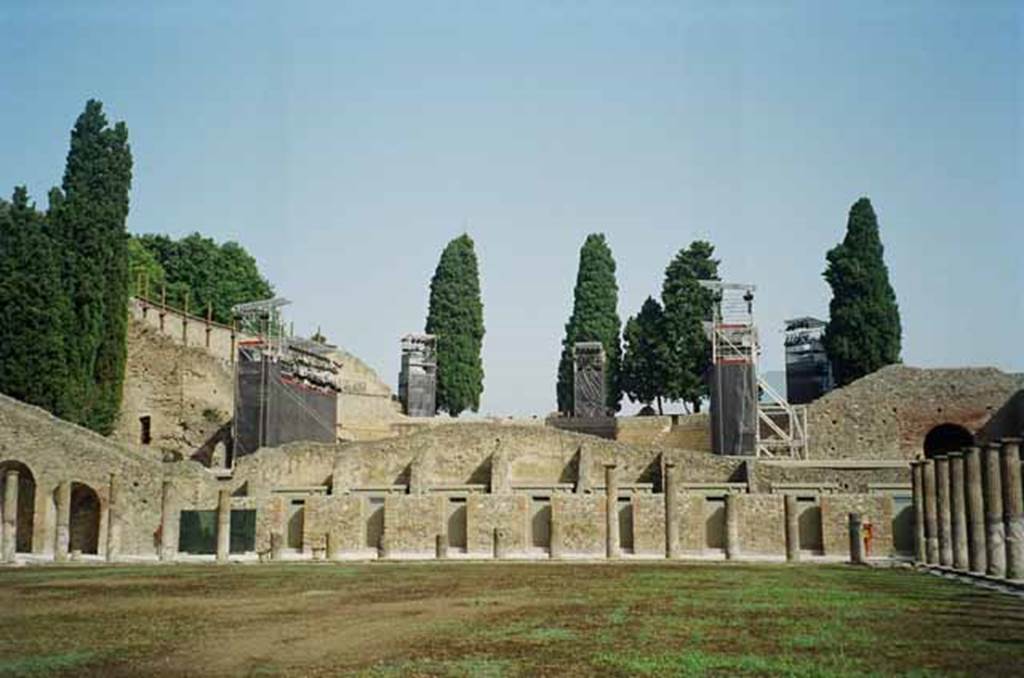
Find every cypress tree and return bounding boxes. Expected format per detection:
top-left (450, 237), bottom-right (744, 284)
top-left (50, 100), bottom-right (133, 433)
top-left (823, 197), bottom-right (901, 386)
top-left (0, 188), bottom-right (69, 412)
top-left (661, 240), bottom-right (719, 413)
top-left (556, 233), bottom-right (623, 414)
top-left (621, 296), bottom-right (671, 414)
top-left (425, 234), bottom-right (485, 416)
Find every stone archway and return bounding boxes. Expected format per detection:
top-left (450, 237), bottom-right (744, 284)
top-left (923, 423), bottom-right (974, 458)
top-left (70, 483), bottom-right (101, 555)
top-left (0, 460), bottom-right (36, 554)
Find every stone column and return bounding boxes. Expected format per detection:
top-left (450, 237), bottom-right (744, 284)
top-left (494, 527), bottom-right (510, 559)
top-left (784, 494), bottom-right (800, 563)
top-left (106, 473), bottom-right (121, 563)
top-left (949, 453), bottom-right (969, 570)
top-left (1000, 438), bottom-right (1023, 580)
top-left (216, 489), bottom-right (231, 563)
top-left (435, 533), bottom-right (447, 559)
top-left (983, 442), bottom-right (1006, 578)
top-left (911, 462), bottom-right (926, 564)
top-left (549, 505), bottom-right (563, 560)
top-left (725, 493), bottom-right (740, 561)
top-left (923, 460), bottom-right (939, 564)
top-left (3, 469), bottom-right (19, 563)
top-left (664, 462), bottom-right (678, 559)
top-left (935, 456), bottom-right (953, 567)
top-left (55, 481), bottom-right (71, 563)
top-left (849, 512), bottom-right (865, 564)
top-left (605, 464), bottom-right (619, 559)
top-left (965, 446), bottom-right (987, 574)
top-left (159, 480), bottom-right (175, 562)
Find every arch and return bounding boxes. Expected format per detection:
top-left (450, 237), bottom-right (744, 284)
top-left (69, 482), bottom-right (101, 555)
top-left (923, 423), bottom-right (974, 458)
top-left (0, 460), bottom-right (36, 553)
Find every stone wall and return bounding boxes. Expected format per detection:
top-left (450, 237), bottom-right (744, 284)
top-left (748, 460), bottom-right (909, 494)
top-left (735, 494), bottom-right (786, 556)
top-left (807, 366), bottom-right (1023, 460)
top-left (384, 495), bottom-right (444, 554)
top-left (303, 495), bottom-right (364, 553)
top-left (115, 318), bottom-right (234, 463)
top-left (820, 494), bottom-right (893, 557)
top-left (467, 495), bottom-right (529, 554)
top-left (632, 494), bottom-right (665, 555)
top-left (674, 493), bottom-right (707, 553)
top-left (552, 494), bottom-right (605, 555)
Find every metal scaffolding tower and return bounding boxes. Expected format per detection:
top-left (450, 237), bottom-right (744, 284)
top-left (700, 282), bottom-right (808, 459)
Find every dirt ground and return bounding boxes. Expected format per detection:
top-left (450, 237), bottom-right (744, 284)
top-left (1, 562), bottom-right (1022, 676)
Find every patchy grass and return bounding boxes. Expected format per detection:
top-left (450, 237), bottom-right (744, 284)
top-left (0, 562), bottom-right (1021, 676)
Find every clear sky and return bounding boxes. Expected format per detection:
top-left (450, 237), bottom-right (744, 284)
top-left (1, 1), bottom-right (1021, 417)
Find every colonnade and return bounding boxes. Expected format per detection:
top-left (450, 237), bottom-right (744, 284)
top-left (911, 438), bottom-right (1023, 580)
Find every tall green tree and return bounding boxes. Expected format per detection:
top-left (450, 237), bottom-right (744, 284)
top-left (425, 234), bottom-right (485, 416)
top-left (823, 197), bottom-right (901, 386)
top-left (0, 188), bottom-right (69, 412)
top-left (621, 296), bottom-right (671, 414)
top-left (131, 232), bottom-right (273, 323)
top-left (556, 233), bottom-right (623, 414)
top-left (661, 240), bottom-right (719, 413)
top-left (49, 100), bottom-right (133, 433)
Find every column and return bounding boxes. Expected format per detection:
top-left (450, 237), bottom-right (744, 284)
top-left (605, 464), bottom-right (619, 559)
top-left (949, 452), bottom-right (969, 570)
top-left (784, 494), bottom-right (800, 563)
top-left (965, 446), bottom-right (987, 574)
top-left (159, 480), bottom-right (175, 562)
top-left (849, 513), bottom-right (864, 564)
top-left (105, 473), bottom-right (122, 562)
top-left (55, 481), bottom-right (71, 563)
top-left (923, 459), bottom-right (939, 564)
top-left (983, 442), bottom-right (1005, 577)
top-left (549, 504), bottom-right (563, 560)
top-left (494, 528), bottom-right (510, 559)
top-left (664, 462), bottom-right (678, 559)
top-left (911, 462), bottom-right (926, 564)
top-left (435, 533), bottom-right (448, 560)
top-left (724, 493), bottom-right (740, 561)
top-left (935, 456), bottom-right (952, 567)
top-left (216, 489), bottom-right (231, 563)
top-left (1000, 438), bottom-right (1023, 580)
top-left (3, 469), bottom-right (20, 563)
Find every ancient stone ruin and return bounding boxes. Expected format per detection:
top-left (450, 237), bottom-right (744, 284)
top-left (1, 289), bottom-right (1022, 569)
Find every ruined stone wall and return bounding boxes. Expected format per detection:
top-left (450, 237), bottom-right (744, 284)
top-left (467, 495), bottom-right (529, 554)
top-left (807, 366), bottom-right (1023, 460)
top-left (303, 495), bottom-right (364, 553)
top-left (233, 444), bottom-right (337, 497)
top-left (552, 494), bottom-right (605, 555)
top-left (820, 494), bottom-right (893, 557)
top-left (615, 414), bottom-right (712, 452)
top-left (632, 494), bottom-right (665, 555)
top-left (674, 493), bottom-right (706, 553)
top-left (115, 318), bottom-right (234, 462)
top-left (748, 460), bottom-right (909, 494)
top-left (384, 495), bottom-right (444, 554)
top-left (735, 494), bottom-right (786, 556)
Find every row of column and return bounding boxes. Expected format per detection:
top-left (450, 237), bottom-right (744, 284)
top-left (911, 438), bottom-right (1023, 580)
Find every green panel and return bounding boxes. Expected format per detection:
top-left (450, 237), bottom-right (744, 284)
top-left (178, 510), bottom-right (216, 555)
top-left (230, 509), bottom-right (256, 554)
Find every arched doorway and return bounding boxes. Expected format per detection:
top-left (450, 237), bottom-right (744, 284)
top-left (0, 461), bottom-right (36, 553)
top-left (69, 483), bottom-right (101, 554)
top-left (923, 424), bottom-right (974, 458)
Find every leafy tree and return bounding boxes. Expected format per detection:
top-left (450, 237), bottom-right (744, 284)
top-left (621, 296), bottom-right (671, 414)
top-left (425, 234), bottom-right (485, 416)
top-left (0, 188), bottom-right (69, 413)
top-left (823, 197), bottom-right (901, 386)
top-left (49, 99), bottom-right (133, 433)
top-left (556, 233), bottom-right (622, 414)
top-left (661, 240), bottom-right (719, 413)
top-left (132, 232), bottom-right (273, 323)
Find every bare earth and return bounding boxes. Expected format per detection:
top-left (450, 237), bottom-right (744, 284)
top-left (1, 562), bottom-right (1022, 676)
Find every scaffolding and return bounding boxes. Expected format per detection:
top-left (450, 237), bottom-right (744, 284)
top-left (700, 282), bottom-right (808, 459)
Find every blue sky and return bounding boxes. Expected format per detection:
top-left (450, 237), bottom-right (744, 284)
top-left (1, 1), bottom-right (1021, 416)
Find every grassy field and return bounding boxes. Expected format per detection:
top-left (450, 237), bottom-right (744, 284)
top-left (0, 562), bottom-right (1022, 677)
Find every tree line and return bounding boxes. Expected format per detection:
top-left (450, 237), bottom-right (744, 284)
top-left (0, 100), bottom-right (275, 435)
top-left (423, 197), bottom-right (900, 419)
